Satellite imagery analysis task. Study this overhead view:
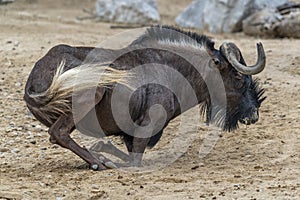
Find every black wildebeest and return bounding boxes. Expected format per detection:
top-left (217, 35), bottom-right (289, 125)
top-left (24, 26), bottom-right (266, 170)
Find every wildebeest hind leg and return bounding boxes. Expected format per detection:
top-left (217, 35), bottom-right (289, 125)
top-left (89, 140), bottom-right (130, 162)
top-left (49, 114), bottom-right (108, 170)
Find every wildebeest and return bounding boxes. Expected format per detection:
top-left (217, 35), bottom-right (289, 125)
top-left (24, 26), bottom-right (266, 170)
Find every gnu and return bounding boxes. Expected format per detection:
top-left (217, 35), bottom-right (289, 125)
top-left (24, 26), bottom-right (266, 170)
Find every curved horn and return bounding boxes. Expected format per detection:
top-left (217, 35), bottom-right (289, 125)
top-left (221, 42), bottom-right (266, 75)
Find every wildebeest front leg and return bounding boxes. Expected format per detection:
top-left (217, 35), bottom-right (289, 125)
top-left (129, 108), bottom-right (167, 166)
top-left (130, 137), bottom-right (151, 166)
top-left (49, 115), bottom-right (108, 170)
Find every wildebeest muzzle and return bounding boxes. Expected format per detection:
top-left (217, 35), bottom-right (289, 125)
top-left (239, 108), bottom-right (259, 125)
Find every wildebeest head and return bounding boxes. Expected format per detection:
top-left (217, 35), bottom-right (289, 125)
top-left (129, 25), bottom-right (267, 132)
top-left (206, 42), bottom-right (266, 131)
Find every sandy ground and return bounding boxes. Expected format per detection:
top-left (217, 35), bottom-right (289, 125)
top-left (0, 0), bottom-right (299, 199)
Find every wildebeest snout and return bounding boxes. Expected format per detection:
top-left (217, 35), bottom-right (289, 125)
top-left (240, 108), bottom-right (259, 125)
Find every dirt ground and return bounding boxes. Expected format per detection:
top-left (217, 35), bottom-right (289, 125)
top-left (0, 0), bottom-right (299, 199)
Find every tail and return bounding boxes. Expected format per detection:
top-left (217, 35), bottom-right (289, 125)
top-left (26, 60), bottom-right (130, 125)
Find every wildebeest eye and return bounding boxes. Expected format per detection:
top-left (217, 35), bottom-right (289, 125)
top-left (213, 58), bottom-right (220, 65)
top-left (209, 58), bottom-right (224, 70)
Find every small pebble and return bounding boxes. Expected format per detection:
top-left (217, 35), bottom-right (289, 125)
top-left (191, 165), bottom-right (199, 170)
top-left (117, 175), bottom-right (123, 179)
top-left (14, 41), bottom-right (20, 47)
top-left (256, 188), bottom-right (263, 192)
top-left (91, 185), bottom-right (99, 190)
top-left (199, 162), bottom-right (205, 167)
top-left (35, 125), bottom-right (42, 130)
top-left (30, 140), bottom-right (37, 145)
top-left (15, 82), bottom-right (22, 87)
top-left (12, 148), bottom-right (20, 153)
top-left (91, 164), bottom-right (98, 170)
top-left (0, 147), bottom-right (10, 152)
top-left (5, 128), bottom-right (12, 133)
top-left (0, 168), bottom-right (6, 173)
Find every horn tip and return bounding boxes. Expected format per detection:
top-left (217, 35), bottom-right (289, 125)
top-left (257, 42), bottom-right (263, 48)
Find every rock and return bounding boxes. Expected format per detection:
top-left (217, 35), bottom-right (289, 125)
top-left (176, 0), bottom-right (288, 33)
top-left (0, 147), bottom-right (10, 152)
top-left (243, 9), bottom-right (282, 37)
top-left (15, 82), bottom-right (22, 87)
top-left (12, 148), bottom-right (20, 153)
top-left (5, 127), bottom-right (13, 133)
top-left (34, 124), bottom-right (42, 131)
top-left (243, 5), bottom-right (300, 38)
top-left (30, 140), bottom-right (37, 145)
top-left (95, 0), bottom-right (160, 24)
top-left (276, 11), bottom-right (300, 38)
top-left (203, 0), bottom-right (288, 33)
top-left (14, 41), bottom-right (19, 47)
top-left (191, 165), bottom-right (199, 170)
top-left (175, 0), bottom-right (207, 29)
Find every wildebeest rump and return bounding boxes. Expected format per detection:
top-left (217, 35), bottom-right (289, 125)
top-left (24, 26), bottom-right (266, 170)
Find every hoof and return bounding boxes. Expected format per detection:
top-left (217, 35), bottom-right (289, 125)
top-left (91, 164), bottom-right (99, 171)
top-left (104, 161), bottom-right (118, 169)
top-left (49, 136), bottom-right (57, 144)
top-left (90, 163), bottom-right (107, 171)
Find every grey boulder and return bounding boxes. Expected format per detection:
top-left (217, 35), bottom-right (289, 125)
top-left (176, 0), bottom-right (289, 33)
top-left (95, 0), bottom-right (160, 24)
top-left (175, 0), bottom-right (207, 29)
top-left (243, 7), bottom-right (300, 38)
